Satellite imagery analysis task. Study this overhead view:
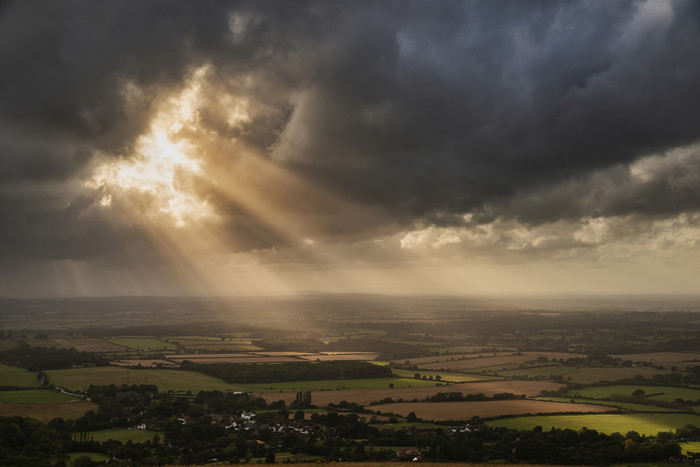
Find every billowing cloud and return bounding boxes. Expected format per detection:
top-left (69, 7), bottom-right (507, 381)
top-left (2, 0), bottom-right (700, 295)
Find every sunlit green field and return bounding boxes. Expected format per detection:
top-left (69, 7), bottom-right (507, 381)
top-left (392, 368), bottom-right (492, 383)
top-left (105, 337), bottom-right (176, 351)
top-left (680, 441), bottom-right (700, 456)
top-left (533, 397), bottom-right (683, 412)
top-left (90, 428), bottom-right (162, 443)
top-left (0, 389), bottom-right (78, 403)
top-left (238, 377), bottom-right (442, 393)
top-left (486, 413), bottom-right (700, 435)
top-left (567, 385), bottom-right (700, 402)
top-left (46, 367), bottom-right (238, 393)
top-left (0, 363), bottom-right (41, 387)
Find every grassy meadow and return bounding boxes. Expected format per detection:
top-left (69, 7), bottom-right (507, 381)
top-left (486, 412), bottom-right (700, 435)
top-left (0, 363), bottom-right (41, 387)
top-left (567, 385), bottom-right (700, 402)
top-left (105, 337), bottom-right (176, 351)
top-left (237, 377), bottom-right (442, 393)
top-left (0, 389), bottom-right (79, 403)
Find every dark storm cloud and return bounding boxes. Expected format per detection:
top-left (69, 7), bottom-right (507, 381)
top-left (2, 0), bottom-right (700, 266)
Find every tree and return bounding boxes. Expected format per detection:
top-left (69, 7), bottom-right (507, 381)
top-left (632, 389), bottom-right (646, 398)
top-left (265, 452), bottom-right (275, 464)
top-left (407, 412), bottom-right (418, 422)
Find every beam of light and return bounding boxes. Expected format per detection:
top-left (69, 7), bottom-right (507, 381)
top-left (86, 66), bottom-right (215, 228)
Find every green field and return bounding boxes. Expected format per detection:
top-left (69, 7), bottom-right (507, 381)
top-left (46, 367), bottom-right (239, 393)
top-left (0, 389), bottom-right (79, 403)
top-left (680, 441), bottom-right (700, 455)
top-left (68, 452), bottom-right (109, 463)
top-left (106, 337), bottom-right (176, 351)
top-left (493, 366), bottom-right (669, 384)
top-left (0, 340), bottom-right (19, 351)
top-left (238, 377), bottom-right (443, 393)
top-left (392, 369), bottom-right (492, 383)
top-left (533, 397), bottom-right (683, 412)
top-left (0, 364), bottom-right (41, 387)
top-left (178, 341), bottom-right (262, 351)
top-left (486, 413), bottom-right (700, 435)
top-left (90, 428), bottom-right (162, 443)
top-left (567, 385), bottom-right (700, 402)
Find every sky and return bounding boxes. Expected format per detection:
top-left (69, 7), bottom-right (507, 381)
top-left (2, 0), bottom-right (700, 297)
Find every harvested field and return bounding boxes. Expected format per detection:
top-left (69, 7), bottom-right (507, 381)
top-left (262, 380), bottom-right (563, 406)
top-left (51, 338), bottom-right (127, 352)
top-left (0, 401), bottom-right (98, 421)
top-left (371, 400), bottom-right (616, 421)
top-left (612, 352), bottom-right (700, 365)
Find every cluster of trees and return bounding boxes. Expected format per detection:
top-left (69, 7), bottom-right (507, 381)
top-left (0, 343), bottom-right (109, 370)
top-left (180, 360), bottom-right (392, 383)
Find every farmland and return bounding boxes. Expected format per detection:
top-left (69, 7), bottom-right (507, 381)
top-left (90, 428), bottom-right (163, 443)
top-left (105, 337), bottom-right (176, 351)
top-left (486, 413), bottom-right (700, 435)
top-left (2, 296), bottom-right (700, 464)
top-left (50, 338), bottom-right (127, 352)
top-left (46, 367), bottom-right (239, 392)
top-left (237, 377), bottom-right (439, 393)
top-left (0, 401), bottom-right (97, 421)
top-left (567, 385), bottom-right (700, 402)
top-left (263, 380), bottom-right (564, 406)
top-left (533, 397), bottom-right (684, 412)
top-left (0, 389), bottom-right (79, 403)
top-left (492, 365), bottom-right (670, 384)
top-left (392, 368), bottom-right (492, 382)
top-left (371, 400), bottom-right (616, 421)
top-left (0, 363), bottom-right (41, 387)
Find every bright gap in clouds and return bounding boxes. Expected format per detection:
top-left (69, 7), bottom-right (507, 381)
top-left (86, 67), bottom-right (216, 228)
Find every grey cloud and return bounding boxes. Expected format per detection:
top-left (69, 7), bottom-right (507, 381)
top-left (2, 0), bottom-right (700, 268)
